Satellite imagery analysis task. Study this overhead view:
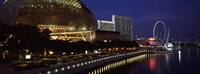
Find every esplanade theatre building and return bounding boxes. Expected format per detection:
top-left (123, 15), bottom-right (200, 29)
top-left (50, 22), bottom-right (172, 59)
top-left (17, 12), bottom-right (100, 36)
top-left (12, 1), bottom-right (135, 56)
top-left (0, 0), bottom-right (96, 42)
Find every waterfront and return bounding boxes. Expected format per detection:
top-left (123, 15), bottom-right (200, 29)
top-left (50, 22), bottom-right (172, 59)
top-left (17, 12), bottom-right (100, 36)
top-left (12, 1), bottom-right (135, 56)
top-left (80, 47), bottom-right (200, 74)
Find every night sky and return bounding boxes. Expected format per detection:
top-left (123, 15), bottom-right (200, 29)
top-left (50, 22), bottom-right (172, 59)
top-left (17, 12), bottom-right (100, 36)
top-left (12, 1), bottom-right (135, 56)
top-left (0, 0), bottom-right (200, 41)
top-left (81, 0), bottom-right (200, 41)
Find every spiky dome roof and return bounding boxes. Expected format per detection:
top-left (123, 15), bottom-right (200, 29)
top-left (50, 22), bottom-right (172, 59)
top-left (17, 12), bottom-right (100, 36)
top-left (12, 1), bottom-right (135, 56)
top-left (0, 0), bottom-right (96, 32)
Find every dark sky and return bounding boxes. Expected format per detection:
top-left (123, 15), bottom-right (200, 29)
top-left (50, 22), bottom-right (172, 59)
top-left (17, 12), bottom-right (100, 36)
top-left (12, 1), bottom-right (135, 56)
top-left (0, 0), bottom-right (199, 41)
top-left (81, 0), bottom-right (200, 41)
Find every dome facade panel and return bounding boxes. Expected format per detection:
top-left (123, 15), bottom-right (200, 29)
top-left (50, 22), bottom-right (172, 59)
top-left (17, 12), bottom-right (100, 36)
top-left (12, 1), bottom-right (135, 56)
top-left (0, 0), bottom-right (96, 32)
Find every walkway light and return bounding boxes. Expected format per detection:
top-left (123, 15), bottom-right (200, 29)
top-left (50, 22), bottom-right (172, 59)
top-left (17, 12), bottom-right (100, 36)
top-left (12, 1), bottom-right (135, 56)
top-left (62, 52), bottom-right (66, 55)
top-left (94, 50), bottom-right (98, 54)
top-left (103, 40), bottom-right (107, 43)
top-left (71, 52), bottom-right (74, 55)
top-left (67, 66), bottom-right (70, 69)
top-left (49, 51), bottom-right (54, 55)
top-left (47, 71), bottom-right (51, 74)
top-left (25, 55), bottom-right (31, 60)
top-left (85, 50), bottom-right (88, 54)
top-left (55, 69), bottom-right (58, 72)
top-left (61, 67), bottom-right (65, 71)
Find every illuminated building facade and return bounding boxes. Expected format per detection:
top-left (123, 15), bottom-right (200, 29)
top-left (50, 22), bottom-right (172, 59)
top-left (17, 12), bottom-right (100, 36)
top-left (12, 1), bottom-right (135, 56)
top-left (97, 15), bottom-right (133, 41)
top-left (113, 15), bottom-right (133, 41)
top-left (97, 20), bottom-right (115, 31)
top-left (0, 0), bottom-right (96, 42)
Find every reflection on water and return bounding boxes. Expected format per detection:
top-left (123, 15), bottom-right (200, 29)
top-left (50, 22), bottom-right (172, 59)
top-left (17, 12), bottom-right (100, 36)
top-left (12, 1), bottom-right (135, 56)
top-left (197, 48), bottom-right (200, 62)
top-left (83, 47), bottom-right (200, 74)
top-left (88, 55), bottom-right (145, 74)
top-left (149, 58), bottom-right (156, 71)
top-left (178, 51), bottom-right (181, 63)
top-left (167, 47), bottom-right (172, 51)
top-left (187, 48), bottom-right (190, 61)
top-left (145, 53), bottom-right (172, 74)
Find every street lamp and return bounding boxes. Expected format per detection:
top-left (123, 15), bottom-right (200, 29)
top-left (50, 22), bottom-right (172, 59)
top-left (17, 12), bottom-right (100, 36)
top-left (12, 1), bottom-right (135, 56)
top-left (85, 50), bottom-right (88, 54)
top-left (62, 52), bottom-right (66, 55)
top-left (49, 51), bottom-right (54, 55)
top-left (25, 55), bottom-right (31, 60)
top-left (71, 52), bottom-right (74, 55)
top-left (2, 50), bottom-right (9, 59)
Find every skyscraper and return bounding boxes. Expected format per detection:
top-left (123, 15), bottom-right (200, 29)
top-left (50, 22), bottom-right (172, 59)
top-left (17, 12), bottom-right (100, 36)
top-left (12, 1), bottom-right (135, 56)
top-left (97, 15), bottom-right (133, 41)
top-left (112, 15), bottom-right (133, 41)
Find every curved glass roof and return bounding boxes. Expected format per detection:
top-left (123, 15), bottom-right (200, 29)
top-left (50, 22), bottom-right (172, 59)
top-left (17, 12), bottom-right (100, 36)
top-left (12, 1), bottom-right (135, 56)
top-left (0, 0), bottom-right (96, 32)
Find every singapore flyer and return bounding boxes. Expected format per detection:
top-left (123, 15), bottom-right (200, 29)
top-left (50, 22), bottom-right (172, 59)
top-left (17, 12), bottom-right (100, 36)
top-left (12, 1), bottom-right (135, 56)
top-left (153, 21), bottom-right (167, 42)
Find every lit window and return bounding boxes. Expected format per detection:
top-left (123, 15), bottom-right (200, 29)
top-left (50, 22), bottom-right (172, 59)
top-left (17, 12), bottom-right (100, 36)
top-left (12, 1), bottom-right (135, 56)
top-left (61, 67), bottom-right (64, 71)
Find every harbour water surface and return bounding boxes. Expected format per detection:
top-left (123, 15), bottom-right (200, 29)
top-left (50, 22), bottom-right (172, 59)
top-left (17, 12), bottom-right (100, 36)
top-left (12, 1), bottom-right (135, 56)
top-left (79, 47), bottom-right (200, 74)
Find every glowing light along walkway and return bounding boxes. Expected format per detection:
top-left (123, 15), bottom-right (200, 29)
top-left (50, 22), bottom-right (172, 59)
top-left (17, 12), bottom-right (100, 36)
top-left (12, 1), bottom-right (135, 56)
top-left (88, 54), bottom-right (145, 74)
top-left (36, 51), bottom-right (145, 74)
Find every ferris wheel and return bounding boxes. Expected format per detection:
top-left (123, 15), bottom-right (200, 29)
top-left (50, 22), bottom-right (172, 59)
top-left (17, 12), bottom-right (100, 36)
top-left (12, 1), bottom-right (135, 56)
top-left (153, 21), bottom-right (167, 42)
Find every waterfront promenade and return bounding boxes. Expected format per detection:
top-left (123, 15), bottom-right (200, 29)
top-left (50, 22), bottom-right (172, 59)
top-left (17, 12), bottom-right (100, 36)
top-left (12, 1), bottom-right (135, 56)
top-left (16, 51), bottom-right (146, 74)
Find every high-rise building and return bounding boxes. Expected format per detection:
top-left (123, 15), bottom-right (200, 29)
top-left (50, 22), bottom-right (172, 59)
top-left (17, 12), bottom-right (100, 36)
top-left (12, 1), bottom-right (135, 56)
top-left (112, 15), bottom-right (133, 41)
top-left (97, 15), bottom-right (133, 41)
top-left (0, 0), bottom-right (97, 42)
top-left (97, 20), bottom-right (115, 31)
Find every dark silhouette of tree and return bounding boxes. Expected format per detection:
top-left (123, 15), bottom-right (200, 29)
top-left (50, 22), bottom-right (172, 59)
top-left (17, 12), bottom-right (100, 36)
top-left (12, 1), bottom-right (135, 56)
top-left (0, 22), bottom-right (140, 60)
top-left (41, 28), bottom-right (51, 40)
top-left (93, 39), bottom-right (139, 49)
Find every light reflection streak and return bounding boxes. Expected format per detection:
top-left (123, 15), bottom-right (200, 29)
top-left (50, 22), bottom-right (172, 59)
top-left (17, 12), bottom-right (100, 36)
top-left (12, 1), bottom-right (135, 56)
top-left (94, 70), bottom-right (96, 74)
top-left (99, 68), bottom-right (101, 73)
top-left (165, 54), bottom-right (169, 62)
top-left (197, 48), bottom-right (199, 61)
top-left (187, 48), bottom-right (190, 60)
top-left (178, 51), bottom-right (181, 63)
top-left (97, 69), bottom-right (99, 74)
top-left (91, 71), bottom-right (94, 74)
top-left (149, 58), bottom-right (156, 71)
top-left (88, 54), bottom-right (145, 74)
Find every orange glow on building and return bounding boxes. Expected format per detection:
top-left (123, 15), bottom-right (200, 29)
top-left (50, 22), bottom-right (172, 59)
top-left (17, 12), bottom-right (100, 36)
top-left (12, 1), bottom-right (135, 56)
top-left (148, 37), bottom-right (157, 41)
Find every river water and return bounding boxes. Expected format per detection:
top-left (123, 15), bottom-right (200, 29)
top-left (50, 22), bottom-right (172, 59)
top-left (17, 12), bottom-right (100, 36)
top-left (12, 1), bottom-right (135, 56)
top-left (79, 47), bottom-right (200, 74)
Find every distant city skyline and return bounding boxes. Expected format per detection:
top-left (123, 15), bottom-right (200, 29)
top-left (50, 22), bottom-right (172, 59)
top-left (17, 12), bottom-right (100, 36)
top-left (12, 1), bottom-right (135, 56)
top-left (0, 0), bottom-right (199, 41)
top-left (81, 0), bottom-right (200, 41)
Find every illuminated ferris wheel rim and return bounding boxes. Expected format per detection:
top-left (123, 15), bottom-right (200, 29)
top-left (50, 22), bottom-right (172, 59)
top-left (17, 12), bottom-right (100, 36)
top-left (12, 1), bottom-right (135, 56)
top-left (153, 21), bottom-right (167, 42)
